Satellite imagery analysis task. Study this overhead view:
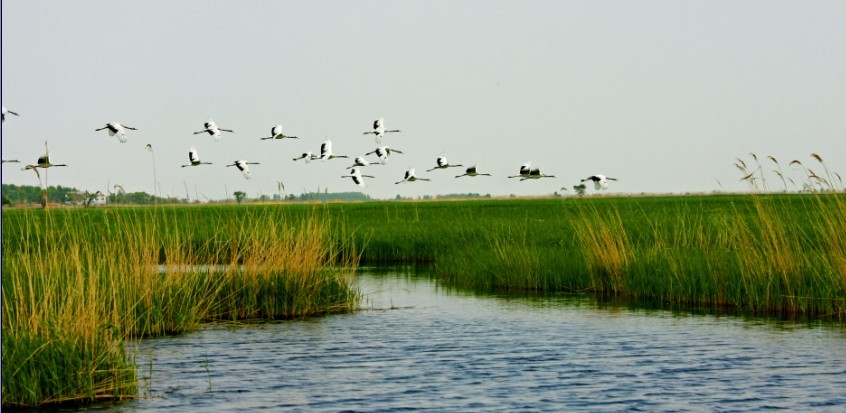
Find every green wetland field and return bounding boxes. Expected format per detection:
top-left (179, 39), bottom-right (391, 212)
top-left (334, 193), bottom-right (845, 317)
top-left (2, 193), bottom-right (845, 407)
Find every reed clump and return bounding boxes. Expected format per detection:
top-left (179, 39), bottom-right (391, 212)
top-left (573, 208), bottom-right (633, 295)
top-left (208, 208), bottom-right (357, 320)
top-left (2, 206), bottom-right (358, 408)
top-left (566, 156), bottom-right (844, 315)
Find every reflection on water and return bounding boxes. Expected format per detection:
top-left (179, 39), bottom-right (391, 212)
top-left (66, 266), bottom-right (846, 412)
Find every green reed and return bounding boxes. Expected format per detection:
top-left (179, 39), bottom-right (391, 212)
top-left (2, 206), bottom-right (358, 408)
top-left (315, 193), bottom-right (844, 318)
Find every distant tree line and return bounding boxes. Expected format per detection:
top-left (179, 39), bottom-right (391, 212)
top-left (3, 185), bottom-right (402, 206)
top-left (2, 184), bottom-right (82, 206)
top-left (108, 191), bottom-right (185, 205)
top-left (2, 184), bottom-right (187, 207)
top-left (227, 191), bottom-right (372, 203)
top-left (289, 192), bottom-right (371, 202)
top-left (435, 193), bottom-right (490, 199)
top-left (402, 193), bottom-right (490, 201)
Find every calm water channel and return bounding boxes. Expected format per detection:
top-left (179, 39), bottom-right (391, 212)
top-left (73, 266), bottom-right (845, 412)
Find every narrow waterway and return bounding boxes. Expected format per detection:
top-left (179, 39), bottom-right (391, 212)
top-left (77, 267), bottom-right (845, 412)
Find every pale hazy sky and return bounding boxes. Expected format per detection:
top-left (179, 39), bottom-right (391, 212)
top-left (3, 1), bottom-right (845, 200)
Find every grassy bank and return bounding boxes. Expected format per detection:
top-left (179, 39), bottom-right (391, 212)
top-left (1, 206), bottom-right (358, 408)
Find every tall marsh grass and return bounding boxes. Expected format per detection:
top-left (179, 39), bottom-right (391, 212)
top-left (2, 206), bottom-right (358, 408)
top-left (432, 194), bottom-right (844, 316)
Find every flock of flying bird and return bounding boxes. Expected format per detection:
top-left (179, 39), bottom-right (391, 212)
top-left (1, 106), bottom-right (619, 197)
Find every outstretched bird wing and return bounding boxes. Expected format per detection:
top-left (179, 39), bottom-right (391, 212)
top-left (321, 140), bottom-right (332, 157)
top-left (189, 147), bottom-right (200, 163)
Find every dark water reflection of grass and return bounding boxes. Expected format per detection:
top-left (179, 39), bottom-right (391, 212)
top-left (362, 264), bottom-right (846, 331)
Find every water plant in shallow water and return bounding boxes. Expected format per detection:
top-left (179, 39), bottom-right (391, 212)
top-left (1, 206), bottom-right (358, 408)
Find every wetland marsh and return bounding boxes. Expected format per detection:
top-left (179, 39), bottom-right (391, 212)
top-left (3, 194), bottom-right (845, 408)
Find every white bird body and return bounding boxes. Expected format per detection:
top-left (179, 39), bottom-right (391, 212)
top-left (226, 159), bottom-right (259, 179)
top-left (366, 146), bottom-right (403, 163)
top-left (455, 165), bottom-right (491, 178)
top-left (2, 106), bottom-right (20, 123)
top-left (95, 122), bottom-right (136, 143)
top-left (520, 168), bottom-right (555, 181)
top-left (428, 155), bottom-right (464, 172)
top-left (182, 146), bottom-right (212, 167)
top-left (363, 118), bottom-right (401, 143)
top-left (508, 161), bottom-right (532, 179)
top-left (262, 124), bottom-right (299, 140)
top-left (581, 174), bottom-right (618, 190)
top-left (342, 167), bottom-right (375, 187)
top-left (319, 139), bottom-right (349, 161)
top-left (194, 120), bottom-right (234, 142)
top-left (395, 168), bottom-right (430, 184)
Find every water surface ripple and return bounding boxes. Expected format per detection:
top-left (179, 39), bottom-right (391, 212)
top-left (85, 269), bottom-right (845, 412)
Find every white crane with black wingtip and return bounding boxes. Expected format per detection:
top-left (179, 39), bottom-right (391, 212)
top-left (520, 167), bottom-right (555, 181)
top-left (363, 118), bottom-right (401, 143)
top-left (95, 122), bottom-right (137, 143)
top-left (226, 159), bottom-right (260, 179)
top-left (293, 151), bottom-right (317, 162)
top-left (342, 167), bottom-right (375, 187)
top-left (395, 168), bottom-right (430, 184)
top-left (366, 146), bottom-right (403, 163)
top-left (347, 155), bottom-right (381, 169)
top-left (23, 142), bottom-right (65, 197)
top-left (261, 124), bottom-right (299, 140)
top-left (455, 165), bottom-right (492, 178)
top-left (33, 148), bottom-right (68, 169)
top-left (508, 161), bottom-right (532, 179)
top-left (2, 106), bottom-right (19, 123)
top-left (427, 154), bottom-right (464, 172)
top-left (581, 174), bottom-right (618, 190)
top-left (194, 119), bottom-right (234, 142)
top-left (181, 146), bottom-right (213, 167)
top-left (319, 139), bottom-right (349, 161)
